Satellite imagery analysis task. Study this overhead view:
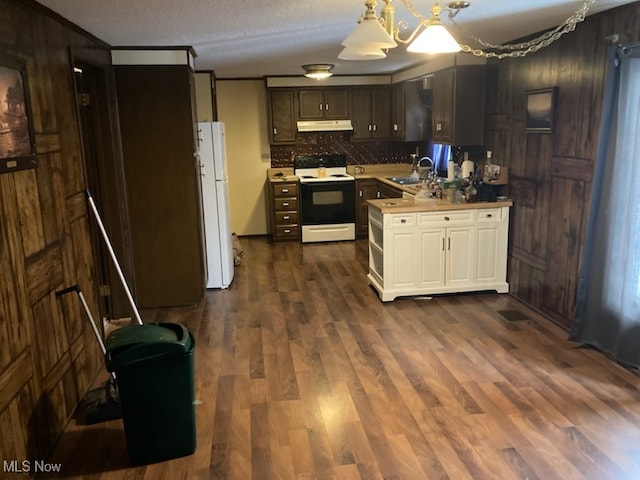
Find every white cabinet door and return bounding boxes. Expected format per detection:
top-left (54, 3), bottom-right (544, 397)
top-left (389, 230), bottom-right (418, 289)
top-left (418, 228), bottom-right (445, 288)
top-left (476, 224), bottom-right (499, 282)
top-left (446, 226), bottom-right (476, 286)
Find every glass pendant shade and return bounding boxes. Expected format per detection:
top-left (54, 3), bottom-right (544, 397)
top-left (407, 24), bottom-right (461, 53)
top-left (342, 17), bottom-right (397, 50)
top-left (338, 45), bottom-right (386, 60)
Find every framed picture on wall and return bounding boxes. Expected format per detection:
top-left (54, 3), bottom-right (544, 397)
top-left (525, 88), bottom-right (556, 133)
top-left (0, 52), bottom-right (37, 174)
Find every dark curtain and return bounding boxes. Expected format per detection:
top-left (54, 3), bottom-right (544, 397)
top-left (569, 43), bottom-right (640, 368)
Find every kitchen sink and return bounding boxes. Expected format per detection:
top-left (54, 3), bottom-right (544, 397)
top-left (386, 176), bottom-right (423, 185)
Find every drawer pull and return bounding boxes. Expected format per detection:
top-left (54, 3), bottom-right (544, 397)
top-left (282, 202), bottom-right (289, 207)
top-left (282, 188), bottom-right (289, 193)
top-left (284, 229), bottom-right (291, 233)
top-left (283, 215), bottom-right (290, 220)
top-left (444, 216), bottom-right (450, 221)
top-left (401, 219), bottom-right (407, 224)
top-left (487, 214), bottom-right (492, 218)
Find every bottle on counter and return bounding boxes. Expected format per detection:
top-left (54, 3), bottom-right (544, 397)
top-left (483, 150), bottom-right (493, 182)
top-left (447, 151), bottom-right (456, 182)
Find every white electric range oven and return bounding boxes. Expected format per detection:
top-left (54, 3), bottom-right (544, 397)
top-left (294, 154), bottom-right (356, 243)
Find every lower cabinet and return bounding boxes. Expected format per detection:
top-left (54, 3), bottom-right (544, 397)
top-left (368, 206), bottom-right (510, 301)
top-left (356, 179), bottom-right (380, 236)
top-left (271, 181), bottom-right (300, 241)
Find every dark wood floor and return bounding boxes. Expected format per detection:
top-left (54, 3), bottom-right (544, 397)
top-left (41, 236), bottom-right (640, 479)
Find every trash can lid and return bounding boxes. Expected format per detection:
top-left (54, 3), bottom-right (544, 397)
top-left (105, 322), bottom-right (194, 371)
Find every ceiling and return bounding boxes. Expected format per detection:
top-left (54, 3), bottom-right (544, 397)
top-left (36, 0), bottom-right (634, 78)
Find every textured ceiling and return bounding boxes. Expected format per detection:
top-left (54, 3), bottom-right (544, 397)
top-left (36, 0), bottom-right (634, 78)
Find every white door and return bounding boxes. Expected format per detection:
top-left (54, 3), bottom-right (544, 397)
top-left (476, 225), bottom-right (500, 283)
top-left (418, 227), bottom-right (446, 288)
top-left (389, 230), bottom-right (417, 289)
top-left (446, 226), bottom-right (476, 286)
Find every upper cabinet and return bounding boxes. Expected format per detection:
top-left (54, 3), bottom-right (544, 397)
top-left (432, 66), bottom-right (486, 145)
top-left (298, 88), bottom-right (349, 119)
top-left (350, 86), bottom-right (392, 141)
top-left (269, 89), bottom-right (297, 144)
top-left (391, 80), bottom-right (430, 142)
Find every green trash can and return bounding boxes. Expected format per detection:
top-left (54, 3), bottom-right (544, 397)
top-left (105, 322), bottom-right (196, 465)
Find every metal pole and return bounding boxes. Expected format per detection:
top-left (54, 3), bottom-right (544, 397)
top-left (56, 285), bottom-right (116, 382)
top-left (86, 190), bottom-right (143, 325)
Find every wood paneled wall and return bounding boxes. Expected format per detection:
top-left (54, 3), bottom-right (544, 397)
top-left (0, 0), bottom-right (110, 462)
top-left (484, 2), bottom-right (640, 329)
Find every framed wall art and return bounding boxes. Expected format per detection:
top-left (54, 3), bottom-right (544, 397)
top-left (525, 88), bottom-right (556, 133)
top-left (0, 52), bottom-right (37, 174)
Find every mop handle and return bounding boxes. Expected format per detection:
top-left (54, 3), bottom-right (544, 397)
top-left (86, 190), bottom-right (143, 326)
top-left (56, 285), bottom-right (108, 355)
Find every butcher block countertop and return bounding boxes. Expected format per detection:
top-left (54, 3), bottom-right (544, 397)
top-left (367, 197), bottom-right (513, 214)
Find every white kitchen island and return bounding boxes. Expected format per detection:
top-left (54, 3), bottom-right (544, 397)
top-left (367, 197), bottom-right (513, 302)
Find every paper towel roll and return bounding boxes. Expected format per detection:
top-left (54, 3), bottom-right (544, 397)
top-left (462, 160), bottom-right (474, 179)
top-left (447, 161), bottom-right (455, 181)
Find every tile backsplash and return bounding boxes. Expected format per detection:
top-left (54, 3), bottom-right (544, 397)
top-left (270, 132), bottom-right (429, 168)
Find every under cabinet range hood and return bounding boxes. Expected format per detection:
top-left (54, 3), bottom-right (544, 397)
top-left (296, 120), bottom-right (353, 132)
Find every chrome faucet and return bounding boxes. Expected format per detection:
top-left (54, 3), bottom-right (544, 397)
top-left (418, 156), bottom-right (433, 169)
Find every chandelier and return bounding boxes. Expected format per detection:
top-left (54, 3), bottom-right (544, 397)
top-left (340, 0), bottom-right (595, 60)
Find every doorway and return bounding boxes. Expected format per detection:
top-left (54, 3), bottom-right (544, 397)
top-left (71, 58), bottom-right (134, 320)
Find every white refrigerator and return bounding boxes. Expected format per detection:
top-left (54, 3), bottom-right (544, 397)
top-left (197, 122), bottom-right (235, 289)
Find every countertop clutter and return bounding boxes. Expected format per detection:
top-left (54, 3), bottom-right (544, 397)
top-left (267, 163), bottom-right (513, 213)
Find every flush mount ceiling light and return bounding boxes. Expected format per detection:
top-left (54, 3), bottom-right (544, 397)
top-left (302, 64), bottom-right (335, 79)
top-left (340, 0), bottom-right (595, 60)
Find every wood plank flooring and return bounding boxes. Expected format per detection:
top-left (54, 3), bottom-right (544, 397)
top-left (39, 236), bottom-right (640, 479)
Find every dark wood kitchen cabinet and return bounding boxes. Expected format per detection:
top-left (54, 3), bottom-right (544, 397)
top-left (115, 62), bottom-right (205, 307)
top-left (391, 80), bottom-right (430, 142)
top-left (356, 179), bottom-right (380, 236)
top-left (298, 88), bottom-right (349, 119)
top-left (350, 87), bottom-right (392, 140)
top-left (270, 181), bottom-right (300, 241)
top-left (377, 180), bottom-right (403, 199)
top-left (431, 66), bottom-right (486, 145)
top-left (269, 89), bottom-right (297, 144)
